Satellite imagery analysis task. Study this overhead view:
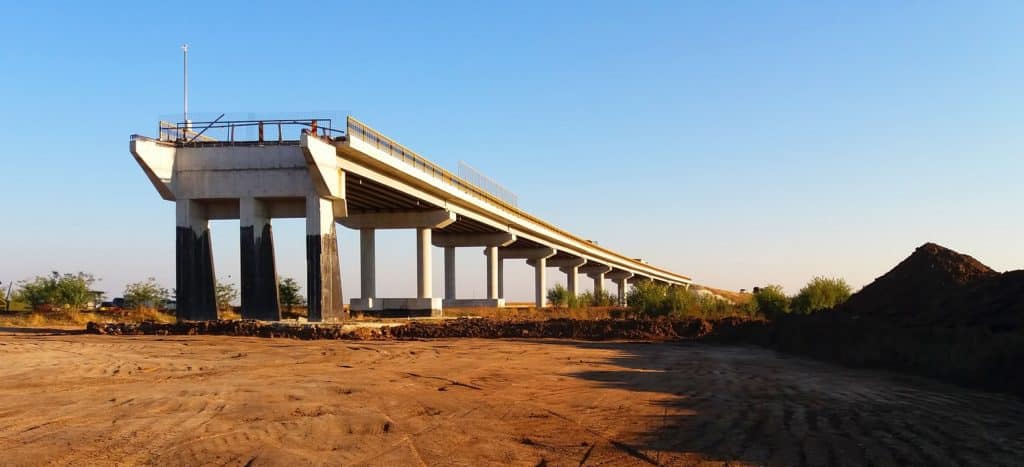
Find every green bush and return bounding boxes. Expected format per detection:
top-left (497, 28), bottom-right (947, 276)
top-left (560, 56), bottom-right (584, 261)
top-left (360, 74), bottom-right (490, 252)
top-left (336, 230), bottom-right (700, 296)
top-left (14, 271), bottom-right (96, 309)
top-left (546, 284), bottom-right (570, 307)
top-left (278, 277), bottom-right (305, 311)
top-left (753, 285), bottom-right (789, 320)
top-left (791, 276), bottom-right (851, 314)
top-left (577, 290), bottom-right (617, 307)
top-left (123, 277), bottom-right (170, 309)
top-left (627, 280), bottom-right (672, 315)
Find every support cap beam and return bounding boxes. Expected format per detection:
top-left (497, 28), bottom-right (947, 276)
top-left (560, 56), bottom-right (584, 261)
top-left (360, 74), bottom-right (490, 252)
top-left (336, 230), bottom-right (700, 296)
top-left (339, 210), bottom-right (456, 229)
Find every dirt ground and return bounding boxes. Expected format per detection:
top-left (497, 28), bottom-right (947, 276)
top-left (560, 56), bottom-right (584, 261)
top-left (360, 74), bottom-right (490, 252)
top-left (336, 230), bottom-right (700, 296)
top-left (1, 329), bottom-right (1022, 466)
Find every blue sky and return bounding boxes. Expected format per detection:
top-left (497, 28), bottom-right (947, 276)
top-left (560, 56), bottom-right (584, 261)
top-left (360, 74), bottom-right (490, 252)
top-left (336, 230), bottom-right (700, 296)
top-left (1, 1), bottom-right (1022, 301)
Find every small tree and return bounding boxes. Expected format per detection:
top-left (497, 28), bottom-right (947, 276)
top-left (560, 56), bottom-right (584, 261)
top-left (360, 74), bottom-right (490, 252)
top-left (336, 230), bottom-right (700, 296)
top-left (791, 276), bottom-right (851, 314)
top-left (278, 277), bottom-right (305, 312)
top-left (752, 285), bottom-right (789, 320)
top-left (14, 271), bottom-right (96, 309)
top-left (216, 281), bottom-right (238, 311)
top-left (123, 278), bottom-right (170, 309)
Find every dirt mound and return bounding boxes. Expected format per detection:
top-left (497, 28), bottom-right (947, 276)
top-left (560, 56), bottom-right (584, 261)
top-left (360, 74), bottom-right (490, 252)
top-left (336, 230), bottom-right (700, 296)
top-left (86, 317), bottom-right (761, 341)
top-left (842, 242), bottom-right (999, 323)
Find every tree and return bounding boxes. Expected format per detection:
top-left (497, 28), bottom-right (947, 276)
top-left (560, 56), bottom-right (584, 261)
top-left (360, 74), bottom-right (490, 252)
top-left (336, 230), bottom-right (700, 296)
top-left (278, 277), bottom-right (305, 312)
top-left (123, 278), bottom-right (170, 309)
top-left (14, 271), bottom-right (96, 309)
top-left (752, 285), bottom-right (789, 320)
top-left (216, 281), bottom-right (238, 311)
top-left (791, 276), bottom-right (851, 314)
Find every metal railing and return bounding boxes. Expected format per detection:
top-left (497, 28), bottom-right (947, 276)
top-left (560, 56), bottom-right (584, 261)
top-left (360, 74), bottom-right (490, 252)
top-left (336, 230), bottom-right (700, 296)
top-left (458, 161), bottom-right (518, 206)
top-left (160, 118), bottom-right (345, 145)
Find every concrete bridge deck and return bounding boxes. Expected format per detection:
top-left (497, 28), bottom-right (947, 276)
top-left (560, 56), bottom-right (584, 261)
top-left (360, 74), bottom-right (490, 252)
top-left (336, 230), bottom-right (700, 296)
top-left (131, 116), bottom-right (691, 321)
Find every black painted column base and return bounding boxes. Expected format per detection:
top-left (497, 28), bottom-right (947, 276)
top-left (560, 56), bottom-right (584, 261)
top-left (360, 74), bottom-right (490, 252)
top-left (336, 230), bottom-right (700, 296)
top-left (176, 226), bottom-right (218, 321)
top-left (241, 223), bottom-right (282, 321)
top-left (307, 224), bottom-right (345, 322)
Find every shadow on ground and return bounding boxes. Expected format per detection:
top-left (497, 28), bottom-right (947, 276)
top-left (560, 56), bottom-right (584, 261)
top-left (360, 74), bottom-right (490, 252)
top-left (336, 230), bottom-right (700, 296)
top-left (528, 340), bottom-right (1024, 466)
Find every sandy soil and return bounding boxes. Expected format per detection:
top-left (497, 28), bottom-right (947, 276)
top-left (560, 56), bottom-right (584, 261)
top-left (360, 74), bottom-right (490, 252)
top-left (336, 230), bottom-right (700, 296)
top-left (1, 329), bottom-right (1022, 466)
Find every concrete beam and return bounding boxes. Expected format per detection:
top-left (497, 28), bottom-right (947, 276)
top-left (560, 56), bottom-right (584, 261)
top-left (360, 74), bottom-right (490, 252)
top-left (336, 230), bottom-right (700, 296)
top-left (130, 138), bottom-right (176, 200)
top-left (527, 257), bottom-right (587, 268)
top-left (432, 232), bottom-right (516, 248)
top-left (338, 210), bottom-right (456, 230)
top-left (498, 247), bottom-right (557, 260)
top-left (240, 198), bottom-right (281, 320)
top-left (301, 133), bottom-right (345, 199)
top-left (579, 264), bottom-right (613, 275)
top-left (307, 194), bottom-right (344, 322)
top-left (607, 270), bottom-right (634, 281)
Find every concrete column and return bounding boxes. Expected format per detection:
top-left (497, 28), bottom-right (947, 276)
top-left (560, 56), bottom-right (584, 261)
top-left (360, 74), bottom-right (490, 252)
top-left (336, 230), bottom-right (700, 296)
top-left (176, 199), bottom-right (217, 321)
top-left (564, 266), bottom-right (580, 296)
top-left (417, 227), bottom-right (432, 299)
top-left (616, 278), bottom-right (627, 306)
top-left (485, 246), bottom-right (499, 299)
top-left (497, 258), bottom-right (505, 299)
top-left (593, 272), bottom-right (606, 296)
top-left (534, 256), bottom-right (547, 308)
top-left (306, 194), bottom-right (343, 322)
top-left (359, 229), bottom-right (375, 301)
top-left (240, 197), bottom-right (281, 320)
top-left (444, 246), bottom-right (456, 300)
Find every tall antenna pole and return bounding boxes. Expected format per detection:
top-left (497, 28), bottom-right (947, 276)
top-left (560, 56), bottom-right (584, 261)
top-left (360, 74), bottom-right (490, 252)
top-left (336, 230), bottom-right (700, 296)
top-left (182, 43), bottom-right (189, 125)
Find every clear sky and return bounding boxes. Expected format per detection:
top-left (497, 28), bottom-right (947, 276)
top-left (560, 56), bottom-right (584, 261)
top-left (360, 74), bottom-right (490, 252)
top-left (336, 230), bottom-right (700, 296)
top-left (1, 1), bottom-right (1022, 302)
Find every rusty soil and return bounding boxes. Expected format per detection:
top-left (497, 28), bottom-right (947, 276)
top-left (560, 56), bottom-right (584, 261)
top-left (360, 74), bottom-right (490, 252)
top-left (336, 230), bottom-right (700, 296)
top-left (0, 329), bottom-right (1022, 466)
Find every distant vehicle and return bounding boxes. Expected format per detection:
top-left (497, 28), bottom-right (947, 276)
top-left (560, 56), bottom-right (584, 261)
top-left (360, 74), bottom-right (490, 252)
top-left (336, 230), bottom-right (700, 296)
top-left (112, 297), bottom-right (126, 308)
top-left (162, 300), bottom-right (177, 311)
top-left (98, 302), bottom-right (122, 312)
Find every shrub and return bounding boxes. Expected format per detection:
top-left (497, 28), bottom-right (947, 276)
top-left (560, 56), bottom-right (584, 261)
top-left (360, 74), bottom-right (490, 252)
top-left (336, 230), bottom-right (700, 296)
top-left (216, 281), bottom-right (238, 311)
top-left (753, 285), bottom-right (789, 320)
top-left (547, 284), bottom-right (570, 307)
top-left (791, 276), bottom-right (852, 314)
top-left (123, 277), bottom-right (170, 309)
top-left (14, 272), bottom-right (96, 309)
top-left (627, 280), bottom-right (672, 316)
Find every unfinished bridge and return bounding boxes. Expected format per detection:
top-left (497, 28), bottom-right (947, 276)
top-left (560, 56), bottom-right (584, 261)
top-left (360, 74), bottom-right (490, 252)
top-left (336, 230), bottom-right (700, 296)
top-left (131, 117), bottom-right (692, 321)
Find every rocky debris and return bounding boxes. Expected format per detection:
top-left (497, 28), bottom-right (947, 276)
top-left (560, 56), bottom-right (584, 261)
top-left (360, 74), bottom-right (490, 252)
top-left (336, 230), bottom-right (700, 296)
top-left (86, 317), bottom-right (749, 341)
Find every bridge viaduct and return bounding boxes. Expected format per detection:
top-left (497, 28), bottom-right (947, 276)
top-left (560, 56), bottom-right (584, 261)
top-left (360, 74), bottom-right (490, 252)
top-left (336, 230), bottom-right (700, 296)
top-left (131, 116), bottom-right (692, 321)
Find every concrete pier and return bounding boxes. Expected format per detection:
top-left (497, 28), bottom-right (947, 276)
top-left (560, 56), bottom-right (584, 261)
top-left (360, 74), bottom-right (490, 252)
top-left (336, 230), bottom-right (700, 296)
top-left (306, 195), bottom-right (344, 321)
top-left (607, 270), bottom-right (635, 306)
top-left (580, 264), bottom-right (613, 298)
top-left (240, 198), bottom-right (281, 320)
top-left (502, 247), bottom-right (556, 308)
top-left (176, 199), bottom-right (217, 321)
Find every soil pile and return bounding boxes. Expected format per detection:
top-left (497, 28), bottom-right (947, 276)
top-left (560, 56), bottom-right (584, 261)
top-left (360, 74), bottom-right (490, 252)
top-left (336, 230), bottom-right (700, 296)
top-left (771, 242), bottom-right (1024, 396)
top-left (87, 317), bottom-right (757, 341)
top-left (842, 242), bottom-right (999, 323)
